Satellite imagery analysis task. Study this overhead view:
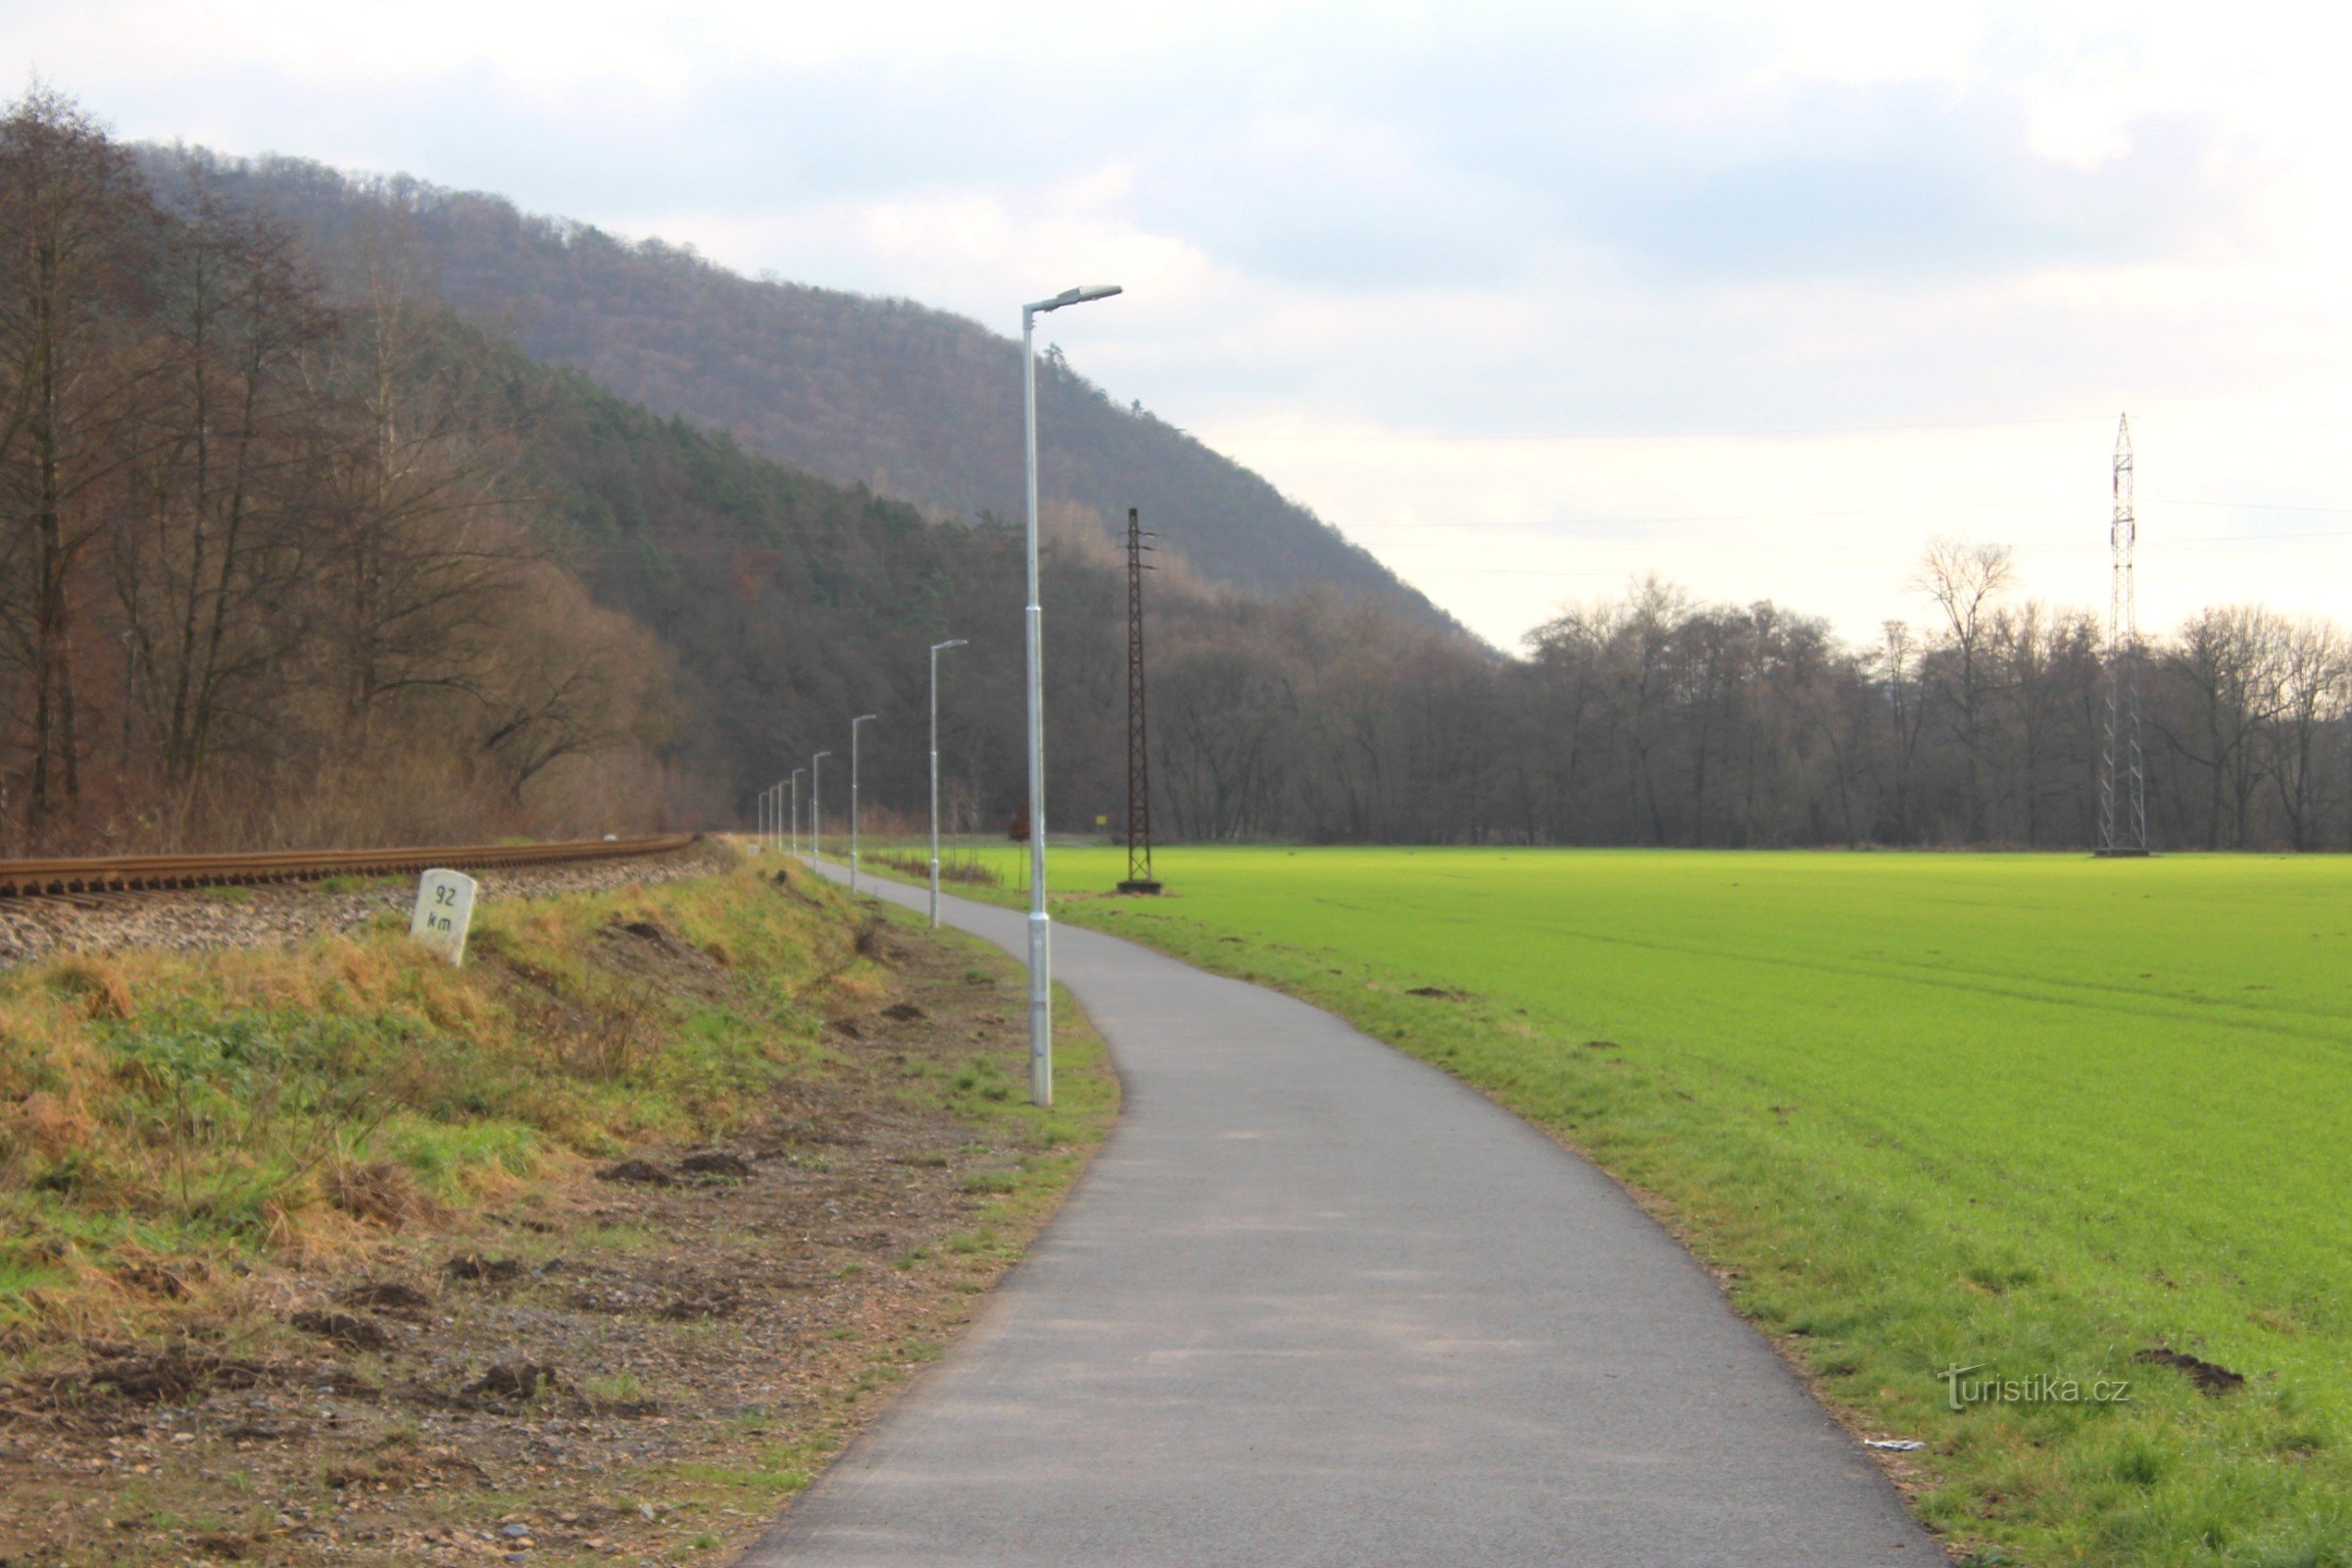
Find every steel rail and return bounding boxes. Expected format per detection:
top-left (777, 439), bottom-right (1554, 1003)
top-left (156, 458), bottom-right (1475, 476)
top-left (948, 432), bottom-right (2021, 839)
top-left (0, 834), bottom-right (701, 899)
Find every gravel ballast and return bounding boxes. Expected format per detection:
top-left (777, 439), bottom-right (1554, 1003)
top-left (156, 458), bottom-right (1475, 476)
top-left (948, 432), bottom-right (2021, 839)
top-left (0, 841), bottom-right (736, 967)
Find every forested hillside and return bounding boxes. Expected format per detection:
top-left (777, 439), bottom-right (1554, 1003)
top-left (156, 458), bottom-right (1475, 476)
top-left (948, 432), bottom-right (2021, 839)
top-left (155, 148), bottom-right (1444, 624)
top-left (510, 356), bottom-right (1170, 844)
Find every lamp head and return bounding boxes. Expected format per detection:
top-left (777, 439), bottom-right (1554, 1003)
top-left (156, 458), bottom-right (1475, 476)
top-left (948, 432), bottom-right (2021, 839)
top-left (1027, 283), bottom-right (1123, 316)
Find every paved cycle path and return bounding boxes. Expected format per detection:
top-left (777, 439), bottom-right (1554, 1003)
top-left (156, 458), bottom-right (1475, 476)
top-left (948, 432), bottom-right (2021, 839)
top-left (747, 864), bottom-right (1935, 1566)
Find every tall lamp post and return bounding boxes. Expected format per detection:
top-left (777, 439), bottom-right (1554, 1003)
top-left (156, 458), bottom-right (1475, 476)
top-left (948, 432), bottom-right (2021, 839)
top-left (850, 713), bottom-right (878, 894)
top-left (810, 751), bottom-right (831, 866)
top-left (928, 639), bottom-right (967, 926)
top-left (1020, 282), bottom-right (1122, 1106)
top-left (791, 767), bottom-right (808, 858)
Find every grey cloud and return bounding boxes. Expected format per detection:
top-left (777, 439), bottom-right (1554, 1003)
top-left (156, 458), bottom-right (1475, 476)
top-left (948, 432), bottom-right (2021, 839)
top-left (56, 6), bottom-right (2261, 450)
top-left (1562, 98), bottom-right (2234, 282)
top-left (75, 13), bottom-right (2242, 297)
top-left (1332, 23), bottom-right (2239, 284)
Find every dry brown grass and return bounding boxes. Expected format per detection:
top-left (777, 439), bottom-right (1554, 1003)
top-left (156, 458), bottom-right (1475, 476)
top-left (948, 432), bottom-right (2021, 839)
top-left (539, 984), bottom-right (664, 1083)
top-left (40, 956), bottom-right (132, 1021)
top-left (322, 1159), bottom-right (447, 1230)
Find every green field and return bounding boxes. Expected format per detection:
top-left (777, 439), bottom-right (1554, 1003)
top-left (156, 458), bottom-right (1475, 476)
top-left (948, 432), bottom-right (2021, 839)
top-left (856, 843), bottom-right (2352, 1566)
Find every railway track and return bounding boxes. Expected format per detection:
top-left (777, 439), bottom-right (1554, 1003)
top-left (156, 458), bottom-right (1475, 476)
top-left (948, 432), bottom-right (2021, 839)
top-left (0, 834), bottom-right (701, 900)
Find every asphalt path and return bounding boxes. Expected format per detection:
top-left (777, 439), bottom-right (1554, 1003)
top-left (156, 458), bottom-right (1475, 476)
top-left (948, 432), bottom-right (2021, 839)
top-left (745, 860), bottom-right (1936, 1566)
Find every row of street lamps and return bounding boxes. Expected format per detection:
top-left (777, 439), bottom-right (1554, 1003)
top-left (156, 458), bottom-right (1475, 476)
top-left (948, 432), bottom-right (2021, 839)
top-left (753, 634), bottom-right (967, 922)
top-left (750, 271), bottom-right (1124, 1108)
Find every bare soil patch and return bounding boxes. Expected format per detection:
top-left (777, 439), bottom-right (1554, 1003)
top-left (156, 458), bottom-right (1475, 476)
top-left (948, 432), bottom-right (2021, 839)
top-left (2133, 1346), bottom-right (2245, 1396)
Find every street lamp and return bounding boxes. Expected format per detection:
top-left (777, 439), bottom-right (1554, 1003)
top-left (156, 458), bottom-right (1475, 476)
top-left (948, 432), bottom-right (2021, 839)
top-left (791, 767), bottom-right (808, 858)
top-left (1021, 281), bottom-right (1122, 1106)
top-left (928, 639), bottom-right (968, 926)
top-left (810, 751), bottom-right (831, 865)
top-left (851, 713), bottom-right (879, 894)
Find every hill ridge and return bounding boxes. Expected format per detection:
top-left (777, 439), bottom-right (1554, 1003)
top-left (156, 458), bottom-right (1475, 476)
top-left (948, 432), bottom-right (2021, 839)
top-left (149, 147), bottom-right (1454, 629)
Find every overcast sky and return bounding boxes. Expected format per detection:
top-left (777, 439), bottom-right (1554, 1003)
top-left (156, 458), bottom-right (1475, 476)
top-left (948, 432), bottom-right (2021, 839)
top-left (15, 0), bottom-right (2352, 648)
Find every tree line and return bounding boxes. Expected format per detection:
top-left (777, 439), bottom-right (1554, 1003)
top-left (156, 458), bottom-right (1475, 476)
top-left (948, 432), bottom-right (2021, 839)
top-left (0, 90), bottom-right (668, 853)
top-left (1141, 540), bottom-right (2352, 852)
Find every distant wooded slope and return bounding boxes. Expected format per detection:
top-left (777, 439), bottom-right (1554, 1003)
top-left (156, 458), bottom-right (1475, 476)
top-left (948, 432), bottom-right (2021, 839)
top-left (166, 151), bottom-right (1448, 624)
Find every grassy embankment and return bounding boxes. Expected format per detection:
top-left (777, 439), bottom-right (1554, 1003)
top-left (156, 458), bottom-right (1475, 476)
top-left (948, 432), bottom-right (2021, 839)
top-left (867, 842), bottom-right (2352, 1568)
top-left (2, 856), bottom-right (1085, 1344)
top-left (0, 850), bottom-right (1114, 1565)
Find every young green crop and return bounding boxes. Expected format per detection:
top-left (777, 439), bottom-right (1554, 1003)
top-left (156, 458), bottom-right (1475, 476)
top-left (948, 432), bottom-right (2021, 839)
top-left (877, 843), bottom-right (2352, 1566)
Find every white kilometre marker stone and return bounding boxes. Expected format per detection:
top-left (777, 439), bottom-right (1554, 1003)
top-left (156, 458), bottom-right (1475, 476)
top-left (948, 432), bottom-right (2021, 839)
top-left (410, 868), bottom-right (477, 965)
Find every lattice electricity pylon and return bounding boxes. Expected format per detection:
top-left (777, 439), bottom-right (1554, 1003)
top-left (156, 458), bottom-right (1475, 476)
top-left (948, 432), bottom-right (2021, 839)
top-left (1118, 507), bottom-right (1163, 894)
top-left (2098, 414), bottom-right (2151, 857)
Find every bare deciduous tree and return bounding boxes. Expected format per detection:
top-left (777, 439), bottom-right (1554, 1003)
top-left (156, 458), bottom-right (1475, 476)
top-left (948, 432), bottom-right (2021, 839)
top-left (1912, 538), bottom-right (2015, 840)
